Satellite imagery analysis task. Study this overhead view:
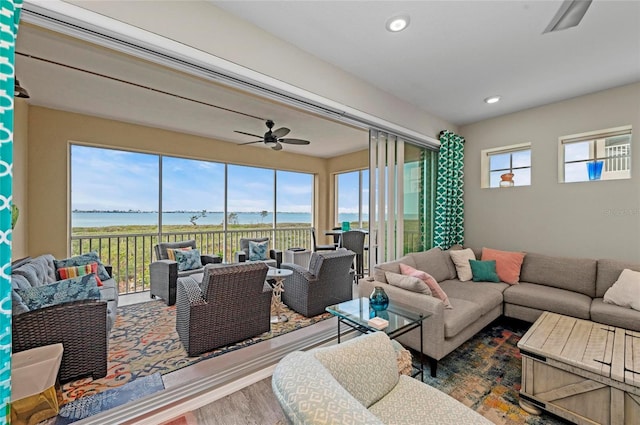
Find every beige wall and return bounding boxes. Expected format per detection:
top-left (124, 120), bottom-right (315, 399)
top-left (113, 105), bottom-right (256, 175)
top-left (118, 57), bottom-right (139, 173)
top-left (26, 106), bottom-right (344, 257)
top-left (461, 82), bottom-right (640, 262)
top-left (326, 149), bottom-right (369, 226)
top-left (12, 99), bottom-right (29, 259)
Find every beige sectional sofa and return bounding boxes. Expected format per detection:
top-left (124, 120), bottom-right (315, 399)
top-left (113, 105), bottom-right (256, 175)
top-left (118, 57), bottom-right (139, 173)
top-left (359, 247), bottom-right (640, 376)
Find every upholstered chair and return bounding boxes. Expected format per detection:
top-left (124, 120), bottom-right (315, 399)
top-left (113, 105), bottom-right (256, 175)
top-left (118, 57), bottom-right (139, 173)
top-left (150, 239), bottom-right (222, 306)
top-left (175, 262), bottom-right (271, 356)
top-left (234, 237), bottom-right (282, 268)
top-left (280, 249), bottom-right (355, 317)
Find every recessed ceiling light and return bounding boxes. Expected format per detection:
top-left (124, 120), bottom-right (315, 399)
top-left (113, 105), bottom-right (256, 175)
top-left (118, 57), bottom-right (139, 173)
top-left (386, 15), bottom-right (410, 32)
top-left (484, 96), bottom-right (501, 104)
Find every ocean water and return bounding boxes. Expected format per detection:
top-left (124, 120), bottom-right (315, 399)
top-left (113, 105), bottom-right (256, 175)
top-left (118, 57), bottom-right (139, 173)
top-left (72, 211), bottom-right (365, 228)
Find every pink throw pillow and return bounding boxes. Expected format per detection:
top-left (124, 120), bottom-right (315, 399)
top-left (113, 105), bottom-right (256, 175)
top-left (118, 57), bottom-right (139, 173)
top-left (481, 247), bottom-right (526, 285)
top-left (399, 263), bottom-right (452, 309)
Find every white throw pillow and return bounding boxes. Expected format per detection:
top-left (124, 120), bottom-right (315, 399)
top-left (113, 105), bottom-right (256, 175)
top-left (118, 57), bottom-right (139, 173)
top-left (385, 272), bottom-right (432, 296)
top-left (449, 248), bottom-right (476, 282)
top-left (603, 268), bottom-right (640, 311)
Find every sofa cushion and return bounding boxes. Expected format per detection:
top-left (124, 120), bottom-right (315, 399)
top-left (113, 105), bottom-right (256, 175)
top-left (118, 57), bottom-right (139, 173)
top-left (590, 298), bottom-right (640, 332)
top-left (439, 280), bottom-right (506, 316)
top-left (175, 249), bottom-right (203, 271)
top-left (469, 259), bottom-right (500, 282)
top-left (12, 263), bottom-right (45, 288)
top-left (57, 262), bottom-right (103, 286)
top-left (519, 252), bottom-right (596, 297)
top-left (14, 274), bottom-right (101, 311)
top-left (603, 269), bottom-right (640, 311)
top-left (481, 247), bottom-right (526, 284)
top-left (596, 259), bottom-right (640, 298)
top-left (373, 255), bottom-right (416, 284)
top-left (369, 375), bottom-right (493, 424)
top-left (443, 298), bottom-right (483, 338)
top-left (385, 272), bottom-right (432, 296)
top-left (409, 247), bottom-right (456, 282)
top-left (448, 248), bottom-right (476, 282)
top-left (313, 331), bottom-right (399, 408)
top-left (399, 263), bottom-right (452, 309)
top-left (504, 282), bottom-right (592, 319)
top-left (55, 252), bottom-right (111, 282)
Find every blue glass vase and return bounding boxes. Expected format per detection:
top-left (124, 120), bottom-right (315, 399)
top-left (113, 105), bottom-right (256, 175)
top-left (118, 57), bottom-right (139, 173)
top-left (587, 160), bottom-right (604, 180)
top-left (369, 286), bottom-right (389, 311)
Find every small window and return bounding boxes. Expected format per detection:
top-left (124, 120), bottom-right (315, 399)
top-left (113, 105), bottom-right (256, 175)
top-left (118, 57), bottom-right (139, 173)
top-left (559, 126), bottom-right (632, 183)
top-left (481, 143), bottom-right (531, 188)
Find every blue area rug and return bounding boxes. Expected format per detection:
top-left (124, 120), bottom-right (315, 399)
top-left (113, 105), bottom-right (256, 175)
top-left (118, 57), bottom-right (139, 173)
top-left (54, 373), bottom-right (164, 424)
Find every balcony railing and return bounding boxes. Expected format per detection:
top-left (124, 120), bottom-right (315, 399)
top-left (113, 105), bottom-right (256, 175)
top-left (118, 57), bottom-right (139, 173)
top-left (71, 227), bottom-right (313, 295)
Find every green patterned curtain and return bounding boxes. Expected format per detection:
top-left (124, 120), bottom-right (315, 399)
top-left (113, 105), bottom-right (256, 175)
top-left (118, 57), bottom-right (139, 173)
top-left (433, 130), bottom-right (465, 249)
top-left (1, 0), bottom-right (22, 420)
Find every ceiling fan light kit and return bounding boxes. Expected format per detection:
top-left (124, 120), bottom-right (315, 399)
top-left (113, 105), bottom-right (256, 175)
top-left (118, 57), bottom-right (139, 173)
top-left (235, 120), bottom-right (311, 151)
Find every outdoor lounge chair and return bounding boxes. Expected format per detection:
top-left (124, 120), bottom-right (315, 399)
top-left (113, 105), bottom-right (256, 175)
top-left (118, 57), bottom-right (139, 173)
top-left (175, 262), bottom-right (272, 356)
top-left (234, 237), bottom-right (282, 267)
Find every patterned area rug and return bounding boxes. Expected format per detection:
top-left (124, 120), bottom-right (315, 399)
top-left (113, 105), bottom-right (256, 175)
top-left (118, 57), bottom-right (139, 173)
top-left (422, 318), bottom-right (571, 425)
top-left (60, 300), bottom-right (331, 405)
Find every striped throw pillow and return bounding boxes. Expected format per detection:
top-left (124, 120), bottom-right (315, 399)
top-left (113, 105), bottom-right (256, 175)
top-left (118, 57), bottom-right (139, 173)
top-left (57, 262), bottom-right (103, 286)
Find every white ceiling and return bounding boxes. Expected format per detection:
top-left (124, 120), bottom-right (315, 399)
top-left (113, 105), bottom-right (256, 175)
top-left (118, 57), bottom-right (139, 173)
top-left (214, 0), bottom-right (640, 125)
top-left (16, 1), bottom-right (640, 159)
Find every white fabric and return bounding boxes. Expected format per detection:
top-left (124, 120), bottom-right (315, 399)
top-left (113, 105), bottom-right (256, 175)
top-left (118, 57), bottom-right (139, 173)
top-left (603, 268), bottom-right (640, 311)
top-left (449, 248), bottom-right (475, 282)
top-left (385, 272), bottom-right (432, 296)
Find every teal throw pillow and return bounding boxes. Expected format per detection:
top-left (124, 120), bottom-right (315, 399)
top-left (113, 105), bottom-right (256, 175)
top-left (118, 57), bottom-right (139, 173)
top-left (14, 274), bottom-right (101, 311)
top-left (469, 259), bottom-right (501, 283)
top-left (249, 240), bottom-right (269, 261)
top-left (55, 251), bottom-right (111, 282)
top-left (175, 248), bottom-right (203, 271)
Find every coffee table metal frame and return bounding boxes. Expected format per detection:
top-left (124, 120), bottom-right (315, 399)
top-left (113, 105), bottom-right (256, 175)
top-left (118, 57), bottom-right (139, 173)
top-left (326, 297), bottom-right (428, 379)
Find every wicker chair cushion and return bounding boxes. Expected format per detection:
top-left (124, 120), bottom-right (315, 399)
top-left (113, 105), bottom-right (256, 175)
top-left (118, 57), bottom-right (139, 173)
top-left (239, 237), bottom-right (270, 255)
top-left (14, 274), bottom-right (101, 311)
top-left (175, 249), bottom-right (203, 271)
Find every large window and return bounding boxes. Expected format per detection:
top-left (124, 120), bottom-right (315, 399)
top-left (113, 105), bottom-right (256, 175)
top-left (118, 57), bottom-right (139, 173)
top-left (335, 169), bottom-right (369, 228)
top-left (481, 143), bottom-right (531, 188)
top-left (559, 126), bottom-right (632, 183)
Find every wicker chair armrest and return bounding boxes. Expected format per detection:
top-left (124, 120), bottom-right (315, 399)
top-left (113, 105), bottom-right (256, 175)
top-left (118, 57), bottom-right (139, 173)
top-left (177, 276), bottom-right (206, 306)
top-left (281, 263), bottom-right (317, 283)
top-left (201, 254), bottom-right (222, 265)
top-left (150, 259), bottom-right (178, 272)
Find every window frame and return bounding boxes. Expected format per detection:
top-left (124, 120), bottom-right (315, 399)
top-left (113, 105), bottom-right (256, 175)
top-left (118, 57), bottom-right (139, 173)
top-left (480, 142), bottom-right (532, 188)
top-left (557, 125), bottom-right (632, 183)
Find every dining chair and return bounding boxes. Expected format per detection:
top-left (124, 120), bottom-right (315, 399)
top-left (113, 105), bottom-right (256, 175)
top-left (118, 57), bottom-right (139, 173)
top-left (311, 227), bottom-right (337, 252)
top-left (339, 230), bottom-right (366, 282)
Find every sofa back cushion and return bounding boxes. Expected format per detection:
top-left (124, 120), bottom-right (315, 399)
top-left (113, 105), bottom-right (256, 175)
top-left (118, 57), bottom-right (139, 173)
top-left (519, 252), bottom-right (597, 297)
top-left (313, 332), bottom-right (398, 408)
top-left (12, 254), bottom-right (57, 288)
top-left (409, 247), bottom-right (457, 282)
top-left (596, 259), bottom-right (640, 298)
top-left (373, 255), bottom-right (416, 283)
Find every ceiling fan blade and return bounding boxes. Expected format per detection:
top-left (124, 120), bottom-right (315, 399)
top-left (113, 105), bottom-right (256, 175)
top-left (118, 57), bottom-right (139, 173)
top-left (272, 127), bottom-right (290, 138)
top-left (543, 0), bottom-right (592, 33)
top-left (272, 142), bottom-right (283, 151)
top-left (234, 130), bottom-right (263, 138)
top-left (279, 138), bottom-right (310, 145)
top-left (239, 140), bottom-right (263, 145)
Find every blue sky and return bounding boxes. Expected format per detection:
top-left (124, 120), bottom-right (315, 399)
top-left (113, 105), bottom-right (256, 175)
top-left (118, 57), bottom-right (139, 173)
top-left (71, 145), bottom-right (315, 212)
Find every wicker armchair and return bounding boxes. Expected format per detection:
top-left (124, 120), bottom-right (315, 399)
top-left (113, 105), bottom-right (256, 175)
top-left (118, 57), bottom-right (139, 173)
top-left (281, 249), bottom-right (356, 317)
top-left (234, 237), bottom-right (282, 268)
top-left (150, 239), bottom-right (222, 306)
top-left (176, 262), bottom-right (272, 356)
top-left (12, 299), bottom-right (107, 383)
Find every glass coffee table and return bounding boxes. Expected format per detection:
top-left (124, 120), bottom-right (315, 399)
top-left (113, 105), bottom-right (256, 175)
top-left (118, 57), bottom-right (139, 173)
top-left (326, 297), bottom-right (429, 378)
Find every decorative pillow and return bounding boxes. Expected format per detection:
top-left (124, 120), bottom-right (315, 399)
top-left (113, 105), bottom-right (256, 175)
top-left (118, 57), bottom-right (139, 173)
top-left (603, 269), bottom-right (640, 311)
top-left (398, 263), bottom-right (452, 309)
top-left (481, 247), bottom-right (526, 284)
top-left (248, 240), bottom-right (269, 261)
top-left (469, 260), bottom-right (501, 283)
top-left (449, 248), bottom-right (475, 282)
top-left (167, 246), bottom-right (192, 261)
top-left (14, 274), bottom-right (101, 311)
top-left (55, 252), bottom-right (111, 282)
top-left (174, 249), bottom-right (203, 272)
top-left (57, 262), bottom-right (103, 286)
top-left (385, 272), bottom-right (432, 296)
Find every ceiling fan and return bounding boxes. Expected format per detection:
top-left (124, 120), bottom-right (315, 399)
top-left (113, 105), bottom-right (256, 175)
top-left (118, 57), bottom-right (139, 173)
top-left (235, 120), bottom-right (311, 151)
top-left (543, 0), bottom-right (592, 33)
